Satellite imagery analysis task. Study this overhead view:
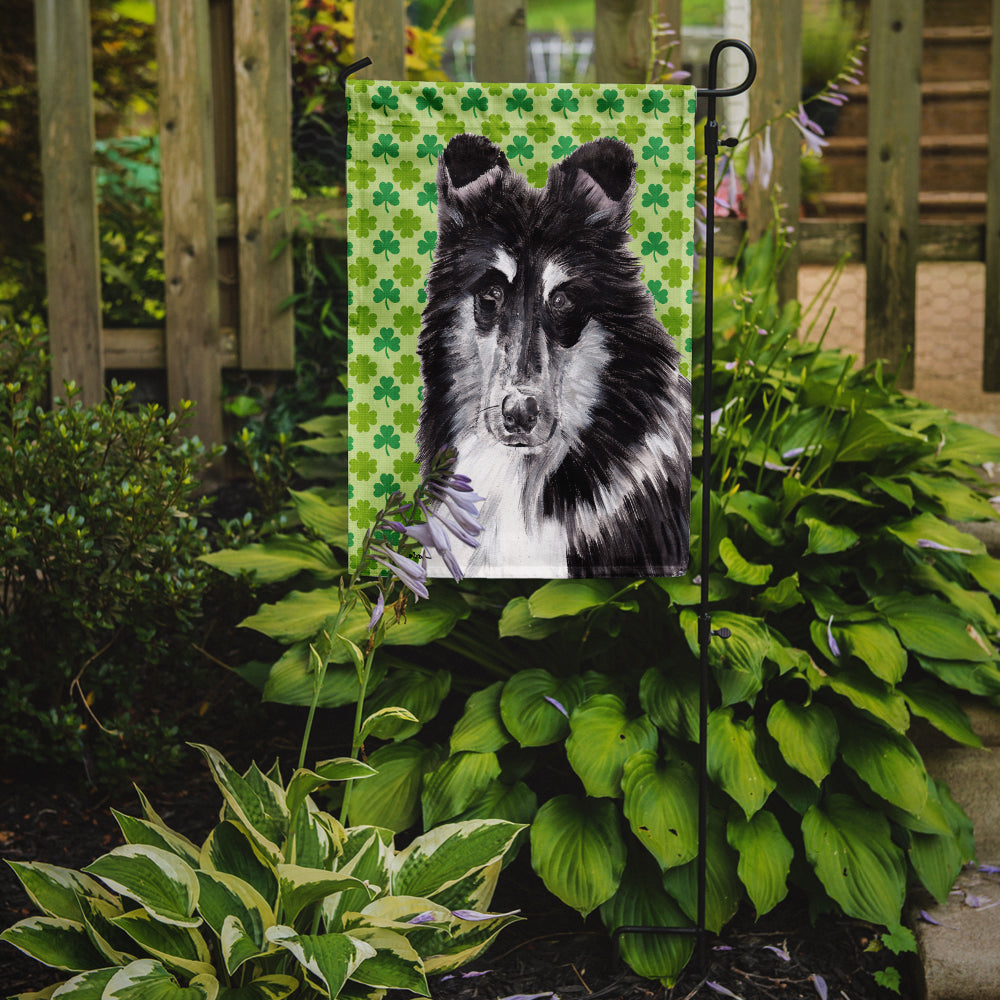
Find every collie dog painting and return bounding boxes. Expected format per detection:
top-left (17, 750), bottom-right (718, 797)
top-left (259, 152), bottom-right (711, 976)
top-left (416, 133), bottom-right (691, 578)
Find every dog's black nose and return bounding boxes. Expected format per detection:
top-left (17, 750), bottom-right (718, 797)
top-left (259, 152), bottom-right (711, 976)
top-left (502, 392), bottom-right (539, 432)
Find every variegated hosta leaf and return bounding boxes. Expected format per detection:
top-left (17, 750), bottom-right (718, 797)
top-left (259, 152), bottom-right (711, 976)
top-left (420, 751), bottom-right (501, 829)
top-left (4, 861), bottom-right (117, 922)
top-left (599, 853), bottom-right (694, 987)
top-left (77, 894), bottom-right (136, 966)
top-left (265, 925), bottom-right (376, 998)
top-left (529, 795), bottom-right (626, 917)
top-left (83, 846), bottom-right (200, 928)
top-left (802, 793), bottom-right (906, 926)
top-left (285, 760), bottom-right (377, 823)
top-left (426, 859), bottom-right (501, 915)
top-left (726, 810), bottom-right (793, 918)
top-left (391, 820), bottom-right (524, 900)
top-left (706, 707), bottom-right (776, 819)
top-left (102, 958), bottom-right (218, 999)
top-left (565, 695), bottom-right (658, 799)
top-left (112, 810), bottom-right (202, 868)
top-left (195, 870), bottom-right (274, 973)
top-left (345, 926), bottom-right (429, 995)
top-left (288, 802), bottom-right (344, 870)
top-left (323, 829), bottom-right (393, 931)
top-left (276, 864), bottom-right (376, 925)
top-left (200, 822), bottom-right (278, 910)
top-left (47, 965), bottom-right (118, 997)
top-left (765, 700), bottom-right (838, 786)
top-left (621, 751), bottom-right (699, 871)
top-left (220, 915), bottom-right (269, 979)
top-left (214, 974), bottom-right (299, 999)
top-left (0, 916), bottom-right (107, 971)
top-left (110, 908), bottom-right (214, 978)
top-left (421, 907), bottom-right (522, 975)
top-left (450, 681), bottom-right (511, 754)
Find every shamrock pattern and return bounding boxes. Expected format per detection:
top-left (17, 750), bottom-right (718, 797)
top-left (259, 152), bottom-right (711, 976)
top-left (346, 80), bottom-right (696, 566)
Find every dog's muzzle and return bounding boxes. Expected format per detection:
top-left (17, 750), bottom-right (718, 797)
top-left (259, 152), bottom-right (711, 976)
top-left (493, 387), bottom-right (555, 447)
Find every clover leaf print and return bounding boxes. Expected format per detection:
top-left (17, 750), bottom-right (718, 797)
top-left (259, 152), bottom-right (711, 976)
top-left (551, 88), bottom-right (579, 117)
top-left (417, 134), bottom-right (444, 162)
top-left (646, 278), bottom-right (669, 304)
top-left (393, 450), bottom-right (418, 478)
top-left (641, 136), bottom-right (668, 166)
top-left (640, 232), bottom-right (669, 260)
top-left (350, 208), bottom-right (378, 239)
top-left (351, 305), bottom-right (378, 336)
top-left (351, 111), bottom-right (376, 141)
top-left (352, 499), bottom-right (379, 530)
top-left (596, 88), bottom-right (624, 118)
top-left (417, 230), bottom-right (437, 258)
top-left (661, 258), bottom-right (691, 288)
top-left (349, 451), bottom-right (378, 482)
top-left (663, 305), bottom-right (690, 335)
top-left (396, 402), bottom-right (419, 433)
top-left (392, 256), bottom-right (421, 287)
top-left (373, 229), bottom-right (400, 259)
top-left (372, 134), bottom-right (399, 163)
top-left (393, 160), bottom-right (421, 189)
top-left (551, 135), bottom-right (578, 159)
top-left (348, 160), bottom-right (376, 189)
top-left (349, 256), bottom-right (377, 286)
top-left (664, 161), bottom-right (692, 192)
top-left (616, 114), bottom-right (646, 143)
top-left (391, 112), bottom-right (420, 141)
top-left (461, 87), bottom-right (488, 117)
top-left (373, 376), bottom-right (401, 407)
top-left (506, 88), bottom-right (534, 118)
top-left (526, 114), bottom-right (555, 142)
top-left (371, 85), bottom-right (399, 116)
top-left (373, 279), bottom-right (400, 308)
top-left (374, 424), bottom-right (401, 454)
top-left (663, 209), bottom-right (692, 240)
top-left (526, 162), bottom-right (549, 188)
top-left (372, 181), bottom-right (400, 212)
top-left (349, 353), bottom-right (378, 384)
top-left (506, 135), bottom-right (534, 164)
top-left (629, 209), bottom-right (646, 233)
top-left (436, 114), bottom-right (465, 141)
top-left (663, 114), bottom-right (693, 144)
top-left (415, 87), bottom-right (444, 113)
top-left (392, 208), bottom-right (422, 238)
top-left (393, 306), bottom-right (422, 337)
top-left (373, 328), bottom-right (401, 356)
top-left (642, 184), bottom-right (669, 214)
top-left (481, 114), bottom-right (511, 144)
top-left (642, 90), bottom-right (669, 118)
top-left (571, 115), bottom-right (601, 143)
top-left (373, 472), bottom-right (401, 499)
top-left (350, 402), bottom-right (378, 433)
top-left (417, 181), bottom-right (438, 208)
top-left (393, 353), bottom-right (421, 384)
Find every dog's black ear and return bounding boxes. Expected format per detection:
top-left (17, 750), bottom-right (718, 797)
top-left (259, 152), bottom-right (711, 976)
top-left (438, 134), bottom-right (510, 226)
top-left (552, 136), bottom-right (636, 231)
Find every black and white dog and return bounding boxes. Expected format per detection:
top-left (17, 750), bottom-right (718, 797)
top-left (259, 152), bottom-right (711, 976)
top-left (417, 133), bottom-right (690, 578)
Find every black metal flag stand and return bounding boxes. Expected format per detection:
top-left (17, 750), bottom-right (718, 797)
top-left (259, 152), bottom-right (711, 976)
top-left (340, 37), bottom-right (758, 975)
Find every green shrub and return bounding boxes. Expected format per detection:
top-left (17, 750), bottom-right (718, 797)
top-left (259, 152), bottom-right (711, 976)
top-left (0, 317), bottom-right (220, 783)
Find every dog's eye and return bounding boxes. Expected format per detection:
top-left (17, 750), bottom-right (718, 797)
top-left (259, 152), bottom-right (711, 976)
top-left (550, 290), bottom-right (572, 313)
top-left (476, 285), bottom-right (504, 314)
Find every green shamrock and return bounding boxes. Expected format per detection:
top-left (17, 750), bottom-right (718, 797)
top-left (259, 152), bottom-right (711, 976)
top-left (348, 256), bottom-right (377, 286)
top-left (661, 258), bottom-right (691, 288)
top-left (662, 305), bottom-right (689, 334)
top-left (664, 162), bottom-right (692, 192)
top-left (596, 88), bottom-right (623, 118)
top-left (417, 230), bottom-right (437, 258)
top-left (372, 182), bottom-right (400, 212)
top-left (525, 114), bottom-right (555, 142)
top-left (663, 209), bottom-right (692, 239)
top-left (393, 256), bottom-right (422, 287)
top-left (349, 452), bottom-right (378, 482)
top-left (392, 208), bottom-right (422, 239)
top-left (351, 305), bottom-right (378, 337)
top-left (663, 115), bottom-right (692, 144)
top-left (617, 114), bottom-right (646, 143)
top-left (640, 232), bottom-right (669, 260)
top-left (373, 472), bottom-right (401, 499)
top-left (347, 160), bottom-right (376, 189)
top-left (486, 83), bottom-right (504, 97)
top-left (481, 114), bottom-right (511, 144)
top-left (350, 208), bottom-right (378, 238)
top-left (461, 87), bottom-right (489, 117)
top-left (571, 115), bottom-right (601, 143)
top-left (551, 135), bottom-right (578, 159)
top-left (373, 328), bottom-right (401, 356)
top-left (373, 278), bottom-right (400, 307)
top-left (373, 376), bottom-right (400, 407)
top-left (350, 112), bottom-right (376, 141)
top-left (391, 112), bottom-right (420, 141)
top-left (373, 230), bottom-right (400, 259)
top-left (393, 306), bottom-right (422, 337)
top-left (551, 89), bottom-right (579, 117)
top-left (394, 353), bottom-right (421, 384)
top-left (371, 86), bottom-right (398, 115)
top-left (415, 87), bottom-right (444, 113)
top-left (348, 354), bottom-right (378, 384)
top-left (371, 134), bottom-right (399, 163)
top-left (392, 160), bottom-right (421, 190)
top-left (350, 402), bottom-right (377, 433)
top-left (396, 402), bottom-right (420, 433)
top-left (416, 134), bottom-right (444, 162)
top-left (642, 91), bottom-right (669, 118)
top-left (642, 184), bottom-right (669, 214)
top-left (506, 135), bottom-right (534, 164)
top-left (417, 182), bottom-right (438, 208)
top-left (526, 161), bottom-right (550, 188)
top-left (506, 88), bottom-right (534, 118)
top-left (436, 113), bottom-right (466, 142)
top-left (351, 499), bottom-right (379, 530)
top-left (374, 424), bottom-right (401, 454)
top-left (393, 450), bottom-right (419, 479)
top-left (641, 136), bottom-right (668, 165)
top-left (646, 279), bottom-right (669, 304)
top-left (629, 209), bottom-right (646, 234)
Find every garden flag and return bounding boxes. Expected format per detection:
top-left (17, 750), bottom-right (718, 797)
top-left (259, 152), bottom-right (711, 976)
top-left (346, 80), bottom-right (696, 579)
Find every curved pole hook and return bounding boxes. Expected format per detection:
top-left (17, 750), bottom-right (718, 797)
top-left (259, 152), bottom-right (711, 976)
top-left (337, 57), bottom-right (373, 91)
top-left (698, 38), bottom-right (757, 99)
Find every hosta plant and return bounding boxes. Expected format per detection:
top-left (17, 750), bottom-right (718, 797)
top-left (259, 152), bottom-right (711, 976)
top-left (1, 744), bottom-right (523, 999)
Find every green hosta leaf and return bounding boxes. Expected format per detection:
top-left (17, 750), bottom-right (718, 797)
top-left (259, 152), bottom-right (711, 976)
top-left (566, 695), bottom-right (658, 798)
top-left (0, 916), bottom-right (106, 971)
top-left (835, 410), bottom-right (927, 463)
top-left (718, 537), bottom-right (772, 585)
top-left (393, 820), bottom-right (524, 900)
top-left (655, 572), bottom-right (737, 606)
top-left (967, 553), bottom-right (1000, 597)
top-left (680, 610), bottom-right (770, 706)
top-left (916, 655), bottom-right (1000, 697)
top-left (216, 976), bottom-right (299, 1000)
top-left (261, 643), bottom-right (388, 708)
top-left (802, 794), bottom-right (906, 926)
top-left (866, 474), bottom-right (914, 509)
top-left (724, 490), bottom-right (784, 545)
top-left (886, 512), bottom-right (985, 556)
top-left (5, 862), bottom-right (117, 923)
top-left (803, 517), bottom-right (859, 556)
top-left (530, 795), bottom-right (626, 917)
top-left (111, 909), bottom-right (214, 977)
top-left (874, 594), bottom-right (995, 662)
top-left (527, 579), bottom-right (621, 617)
top-left (200, 536), bottom-right (341, 583)
top-left (277, 865), bottom-right (374, 925)
top-left (901, 680), bottom-right (982, 748)
top-left (707, 707), bottom-right (776, 818)
top-left (83, 846), bottom-right (200, 928)
top-left (195, 871), bottom-right (273, 974)
top-left (910, 562), bottom-right (1000, 632)
top-left (909, 822), bottom-right (965, 905)
top-left (497, 596), bottom-right (565, 639)
top-left (265, 926), bottom-right (375, 998)
top-left (835, 621), bottom-right (907, 684)
top-left (112, 812), bottom-right (201, 868)
top-left (453, 779), bottom-right (538, 827)
top-left (599, 853), bottom-right (694, 986)
top-left (906, 472), bottom-right (998, 521)
top-left (103, 959), bottom-right (218, 1000)
top-left (839, 718), bottom-right (928, 816)
top-left (450, 682), bottom-right (511, 753)
top-left (421, 751), bottom-right (502, 828)
top-left (621, 751), bottom-right (698, 870)
top-left (200, 822), bottom-right (278, 910)
top-left (808, 660), bottom-right (910, 732)
top-left (660, 811), bottom-right (741, 933)
top-left (499, 670), bottom-right (584, 747)
top-left (347, 740), bottom-right (442, 832)
top-left (755, 573), bottom-right (805, 614)
top-left (362, 667), bottom-right (451, 740)
top-left (727, 811), bottom-right (793, 917)
top-left (359, 706), bottom-right (421, 742)
top-left (346, 926), bottom-right (428, 994)
top-left (288, 489), bottom-right (349, 546)
top-left (935, 421), bottom-right (1000, 464)
top-left (765, 701), bottom-right (838, 786)
top-left (639, 663), bottom-right (699, 742)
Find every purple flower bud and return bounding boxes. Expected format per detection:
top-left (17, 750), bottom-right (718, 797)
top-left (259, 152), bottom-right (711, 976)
top-left (407, 911), bottom-right (437, 925)
top-left (812, 974), bottom-right (828, 1000)
top-left (451, 908), bottom-right (520, 921)
top-left (371, 544), bottom-right (429, 600)
top-left (544, 695), bottom-right (569, 718)
top-left (917, 538), bottom-right (972, 554)
top-left (827, 615), bottom-right (841, 658)
top-left (367, 590), bottom-right (385, 631)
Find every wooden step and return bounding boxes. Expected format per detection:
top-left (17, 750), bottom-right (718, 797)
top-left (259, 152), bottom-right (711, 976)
top-left (834, 80), bottom-right (991, 138)
top-left (922, 25), bottom-right (993, 83)
top-left (922, 0), bottom-right (991, 28)
top-left (813, 190), bottom-right (987, 222)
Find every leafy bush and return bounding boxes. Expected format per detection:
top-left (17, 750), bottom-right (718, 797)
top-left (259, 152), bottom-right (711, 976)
top-left (1, 743), bottom-right (524, 998)
top-left (210, 235), bottom-right (1000, 984)
top-left (0, 317), bottom-right (219, 783)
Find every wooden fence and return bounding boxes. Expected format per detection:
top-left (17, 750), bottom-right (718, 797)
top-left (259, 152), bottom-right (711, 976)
top-left (34, 0), bottom-right (1000, 445)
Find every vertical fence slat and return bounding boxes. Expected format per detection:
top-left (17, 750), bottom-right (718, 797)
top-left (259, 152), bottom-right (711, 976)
top-left (157, 0), bottom-right (222, 445)
top-left (594, 0), bottom-right (656, 84)
top-left (474, 0), bottom-right (527, 82)
top-left (983, 0), bottom-right (1000, 390)
top-left (746, 0), bottom-right (801, 303)
top-left (354, 0), bottom-right (406, 80)
top-left (233, 0), bottom-right (294, 369)
top-left (865, 0), bottom-right (923, 389)
top-left (34, 0), bottom-right (103, 405)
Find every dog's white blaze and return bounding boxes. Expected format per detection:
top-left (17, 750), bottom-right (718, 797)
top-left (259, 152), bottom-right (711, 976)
top-left (541, 260), bottom-right (569, 301)
top-left (493, 248), bottom-right (518, 285)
